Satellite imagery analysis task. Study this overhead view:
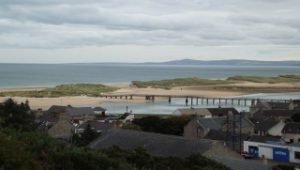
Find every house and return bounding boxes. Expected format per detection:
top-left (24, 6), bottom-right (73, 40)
top-left (38, 105), bottom-right (97, 129)
top-left (47, 105), bottom-right (69, 114)
top-left (250, 100), bottom-right (300, 114)
top-left (93, 107), bottom-right (107, 115)
top-left (37, 105), bottom-right (69, 125)
top-left (89, 129), bottom-right (212, 157)
top-left (281, 122), bottom-right (300, 144)
top-left (184, 115), bottom-right (254, 140)
top-left (66, 107), bottom-right (95, 123)
top-left (253, 109), bottom-right (299, 121)
top-left (74, 120), bottom-right (114, 134)
top-left (173, 107), bottom-right (239, 118)
top-left (48, 119), bottom-right (74, 141)
top-left (292, 100), bottom-right (300, 110)
top-left (250, 118), bottom-right (285, 136)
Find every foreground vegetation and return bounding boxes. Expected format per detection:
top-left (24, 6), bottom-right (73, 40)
top-left (0, 99), bottom-right (231, 170)
top-left (0, 84), bottom-right (118, 97)
top-left (132, 74), bottom-right (300, 89)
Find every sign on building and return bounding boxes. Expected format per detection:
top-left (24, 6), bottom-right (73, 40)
top-left (273, 148), bottom-right (289, 162)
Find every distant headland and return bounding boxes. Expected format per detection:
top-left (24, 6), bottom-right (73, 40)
top-left (142, 59), bottom-right (300, 66)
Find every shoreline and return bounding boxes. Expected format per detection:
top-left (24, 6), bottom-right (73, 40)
top-left (1, 81), bottom-right (300, 110)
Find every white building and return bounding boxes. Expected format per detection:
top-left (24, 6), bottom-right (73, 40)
top-left (243, 140), bottom-right (300, 163)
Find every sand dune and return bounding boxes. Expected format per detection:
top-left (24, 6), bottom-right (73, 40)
top-left (0, 81), bottom-right (299, 109)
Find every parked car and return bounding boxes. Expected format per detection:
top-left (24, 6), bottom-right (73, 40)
top-left (241, 151), bottom-right (254, 159)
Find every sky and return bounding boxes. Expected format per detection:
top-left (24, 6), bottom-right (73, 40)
top-left (0, 0), bottom-right (300, 63)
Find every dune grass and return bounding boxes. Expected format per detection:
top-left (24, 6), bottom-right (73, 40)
top-left (132, 75), bottom-right (300, 89)
top-left (132, 77), bottom-right (236, 89)
top-left (227, 75), bottom-right (300, 83)
top-left (0, 84), bottom-right (118, 97)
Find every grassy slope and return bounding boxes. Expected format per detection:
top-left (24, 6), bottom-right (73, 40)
top-left (132, 75), bottom-right (300, 89)
top-left (227, 75), bottom-right (300, 83)
top-left (0, 84), bottom-right (118, 97)
top-left (132, 77), bottom-right (236, 89)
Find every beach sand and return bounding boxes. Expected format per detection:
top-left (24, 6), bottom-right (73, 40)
top-left (0, 82), bottom-right (299, 109)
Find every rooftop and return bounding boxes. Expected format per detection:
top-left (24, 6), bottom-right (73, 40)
top-left (89, 129), bottom-right (212, 157)
top-left (282, 122), bottom-right (300, 134)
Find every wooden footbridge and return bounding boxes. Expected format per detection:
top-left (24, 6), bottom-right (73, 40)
top-left (99, 94), bottom-right (290, 107)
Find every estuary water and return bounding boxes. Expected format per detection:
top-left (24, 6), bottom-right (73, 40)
top-left (1, 63), bottom-right (299, 114)
top-left (101, 92), bottom-right (300, 114)
top-left (0, 63), bottom-right (300, 88)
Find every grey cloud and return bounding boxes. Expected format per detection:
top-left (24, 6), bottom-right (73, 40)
top-left (0, 0), bottom-right (299, 48)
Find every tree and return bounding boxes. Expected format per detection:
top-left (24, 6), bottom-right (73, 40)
top-left (0, 98), bottom-right (35, 131)
top-left (72, 124), bottom-right (100, 146)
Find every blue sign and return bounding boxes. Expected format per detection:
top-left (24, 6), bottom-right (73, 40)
top-left (273, 148), bottom-right (289, 162)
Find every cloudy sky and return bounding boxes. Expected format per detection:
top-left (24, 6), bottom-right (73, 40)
top-left (0, 0), bottom-right (299, 63)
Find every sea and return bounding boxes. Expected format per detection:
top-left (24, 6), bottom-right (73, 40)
top-left (0, 63), bottom-right (300, 114)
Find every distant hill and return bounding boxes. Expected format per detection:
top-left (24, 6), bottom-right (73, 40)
top-left (143, 59), bottom-right (300, 66)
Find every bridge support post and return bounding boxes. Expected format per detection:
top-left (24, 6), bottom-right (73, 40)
top-left (185, 97), bottom-right (188, 106)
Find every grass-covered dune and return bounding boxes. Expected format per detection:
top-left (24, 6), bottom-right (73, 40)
top-left (227, 75), bottom-right (300, 83)
top-left (0, 84), bottom-right (118, 97)
top-left (132, 75), bottom-right (300, 89)
top-left (132, 77), bottom-right (235, 89)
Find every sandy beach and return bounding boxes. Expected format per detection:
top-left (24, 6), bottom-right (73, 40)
top-left (0, 82), bottom-right (299, 109)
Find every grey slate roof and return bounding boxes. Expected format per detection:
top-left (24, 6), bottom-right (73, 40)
top-left (248, 136), bottom-right (281, 143)
top-left (207, 107), bottom-right (239, 116)
top-left (76, 120), bottom-right (113, 132)
top-left (253, 109), bottom-right (299, 120)
top-left (38, 112), bottom-right (59, 123)
top-left (250, 118), bottom-right (279, 131)
top-left (282, 122), bottom-right (300, 134)
top-left (197, 116), bottom-right (254, 130)
top-left (93, 107), bottom-right (106, 112)
top-left (268, 102), bottom-right (290, 110)
top-left (66, 107), bottom-right (94, 116)
top-left (89, 129), bottom-right (212, 157)
top-left (47, 105), bottom-right (67, 113)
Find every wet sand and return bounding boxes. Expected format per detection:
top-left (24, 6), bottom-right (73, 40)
top-left (0, 82), bottom-right (299, 109)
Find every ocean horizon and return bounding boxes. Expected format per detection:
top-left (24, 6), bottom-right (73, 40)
top-left (0, 63), bottom-right (300, 88)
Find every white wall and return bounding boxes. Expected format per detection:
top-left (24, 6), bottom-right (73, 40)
top-left (289, 146), bottom-right (300, 164)
top-left (268, 120), bottom-right (285, 136)
top-left (259, 145), bottom-right (273, 159)
top-left (243, 141), bottom-right (300, 163)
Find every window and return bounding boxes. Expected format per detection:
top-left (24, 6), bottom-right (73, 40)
top-left (295, 152), bottom-right (300, 159)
